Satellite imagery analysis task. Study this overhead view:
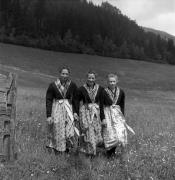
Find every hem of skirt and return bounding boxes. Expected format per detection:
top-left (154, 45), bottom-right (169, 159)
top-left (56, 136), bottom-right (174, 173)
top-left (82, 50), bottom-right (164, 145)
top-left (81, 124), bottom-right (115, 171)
top-left (79, 148), bottom-right (96, 156)
top-left (104, 142), bottom-right (119, 151)
top-left (105, 140), bottom-right (128, 150)
top-left (46, 145), bottom-right (67, 152)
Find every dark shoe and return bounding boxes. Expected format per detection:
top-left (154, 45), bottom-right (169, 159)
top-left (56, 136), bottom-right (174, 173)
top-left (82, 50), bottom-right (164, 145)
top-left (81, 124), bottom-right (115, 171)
top-left (106, 147), bottom-right (116, 159)
top-left (46, 146), bottom-right (53, 154)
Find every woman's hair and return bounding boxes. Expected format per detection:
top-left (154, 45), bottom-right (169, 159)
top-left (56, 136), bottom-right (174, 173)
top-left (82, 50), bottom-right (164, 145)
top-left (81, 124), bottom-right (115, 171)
top-left (59, 66), bottom-right (70, 74)
top-left (107, 73), bottom-right (118, 81)
top-left (87, 70), bottom-right (97, 77)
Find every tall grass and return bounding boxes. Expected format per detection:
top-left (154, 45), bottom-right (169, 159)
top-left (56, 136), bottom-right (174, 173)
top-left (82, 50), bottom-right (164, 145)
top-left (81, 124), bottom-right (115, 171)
top-left (1, 43), bottom-right (175, 179)
top-left (1, 86), bottom-right (175, 180)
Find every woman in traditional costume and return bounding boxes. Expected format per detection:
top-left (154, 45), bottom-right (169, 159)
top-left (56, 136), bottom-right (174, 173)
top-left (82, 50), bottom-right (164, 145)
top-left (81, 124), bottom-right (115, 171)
top-left (46, 67), bottom-right (79, 154)
top-left (102, 73), bottom-right (135, 158)
top-left (78, 71), bottom-right (104, 156)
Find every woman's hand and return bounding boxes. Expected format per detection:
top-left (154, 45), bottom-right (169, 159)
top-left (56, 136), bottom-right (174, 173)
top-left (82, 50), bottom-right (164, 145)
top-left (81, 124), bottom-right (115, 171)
top-left (101, 119), bottom-right (107, 128)
top-left (47, 117), bottom-right (53, 124)
top-left (73, 113), bottom-right (79, 120)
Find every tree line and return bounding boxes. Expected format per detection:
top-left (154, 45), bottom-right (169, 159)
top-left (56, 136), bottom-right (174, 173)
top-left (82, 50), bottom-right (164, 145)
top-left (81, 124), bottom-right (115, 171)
top-left (0, 0), bottom-right (175, 64)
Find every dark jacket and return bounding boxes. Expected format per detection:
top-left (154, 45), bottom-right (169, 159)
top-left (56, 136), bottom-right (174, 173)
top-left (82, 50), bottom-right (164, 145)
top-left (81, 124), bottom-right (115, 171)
top-left (77, 85), bottom-right (105, 120)
top-left (103, 88), bottom-right (125, 115)
top-left (46, 81), bottom-right (78, 118)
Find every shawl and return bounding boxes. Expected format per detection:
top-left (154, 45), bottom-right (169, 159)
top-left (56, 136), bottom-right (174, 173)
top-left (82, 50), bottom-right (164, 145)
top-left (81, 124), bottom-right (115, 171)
top-left (55, 79), bottom-right (71, 98)
top-left (83, 83), bottom-right (99, 103)
top-left (105, 87), bottom-right (120, 105)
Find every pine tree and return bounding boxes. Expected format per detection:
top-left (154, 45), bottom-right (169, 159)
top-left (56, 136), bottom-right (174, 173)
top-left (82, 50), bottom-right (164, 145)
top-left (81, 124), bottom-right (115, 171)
top-left (34, 0), bottom-right (46, 35)
top-left (119, 41), bottom-right (130, 58)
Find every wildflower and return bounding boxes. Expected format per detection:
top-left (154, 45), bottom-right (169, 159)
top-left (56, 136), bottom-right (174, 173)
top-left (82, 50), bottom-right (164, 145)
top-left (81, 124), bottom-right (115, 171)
top-left (0, 163), bottom-right (4, 170)
top-left (52, 168), bottom-right (56, 172)
top-left (38, 123), bottom-right (41, 127)
top-left (162, 158), bottom-right (166, 163)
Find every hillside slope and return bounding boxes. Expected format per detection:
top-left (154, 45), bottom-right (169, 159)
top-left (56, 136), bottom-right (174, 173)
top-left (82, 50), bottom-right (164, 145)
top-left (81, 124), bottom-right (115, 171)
top-left (0, 43), bottom-right (175, 180)
top-left (143, 27), bottom-right (175, 44)
top-left (0, 43), bottom-right (175, 91)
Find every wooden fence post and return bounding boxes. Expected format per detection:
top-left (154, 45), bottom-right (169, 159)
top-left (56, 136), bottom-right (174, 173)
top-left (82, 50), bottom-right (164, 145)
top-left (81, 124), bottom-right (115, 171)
top-left (0, 72), bottom-right (17, 161)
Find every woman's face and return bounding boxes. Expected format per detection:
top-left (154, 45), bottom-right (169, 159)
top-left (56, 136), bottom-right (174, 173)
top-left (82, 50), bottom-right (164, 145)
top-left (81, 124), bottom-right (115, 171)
top-left (108, 77), bottom-right (117, 89)
top-left (60, 69), bottom-right (69, 82)
top-left (87, 73), bottom-right (96, 87)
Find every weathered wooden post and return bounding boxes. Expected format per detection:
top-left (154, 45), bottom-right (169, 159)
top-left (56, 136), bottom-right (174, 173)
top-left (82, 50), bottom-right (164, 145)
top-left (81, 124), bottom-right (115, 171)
top-left (0, 72), bottom-right (17, 161)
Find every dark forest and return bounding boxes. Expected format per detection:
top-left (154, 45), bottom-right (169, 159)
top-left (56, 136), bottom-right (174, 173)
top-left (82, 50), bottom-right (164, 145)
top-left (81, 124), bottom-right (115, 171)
top-left (0, 0), bottom-right (175, 64)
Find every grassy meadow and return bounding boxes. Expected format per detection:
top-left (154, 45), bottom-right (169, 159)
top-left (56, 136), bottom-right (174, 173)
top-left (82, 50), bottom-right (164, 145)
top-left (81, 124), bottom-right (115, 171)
top-left (0, 43), bottom-right (175, 179)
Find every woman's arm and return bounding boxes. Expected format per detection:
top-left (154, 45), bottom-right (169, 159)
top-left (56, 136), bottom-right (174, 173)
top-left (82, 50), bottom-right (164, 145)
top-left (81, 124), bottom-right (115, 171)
top-left (46, 83), bottom-right (54, 118)
top-left (99, 87), bottom-right (107, 121)
top-left (72, 83), bottom-right (79, 114)
top-left (120, 90), bottom-right (125, 115)
top-left (74, 87), bottom-right (84, 115)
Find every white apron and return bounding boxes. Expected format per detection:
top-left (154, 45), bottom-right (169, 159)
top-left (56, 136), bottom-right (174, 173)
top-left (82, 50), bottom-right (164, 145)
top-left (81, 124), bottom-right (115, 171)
top-left (103, 105), bottom-right (134, 150)
top-left (79, 103), bottom-right (103, 155)
top-left (47, 99), bottom-right (79, 152)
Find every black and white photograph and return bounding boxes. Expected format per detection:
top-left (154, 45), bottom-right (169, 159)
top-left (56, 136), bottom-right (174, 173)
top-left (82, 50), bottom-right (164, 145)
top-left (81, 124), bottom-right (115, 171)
top-left (0, 0), bottom-right (175, 179)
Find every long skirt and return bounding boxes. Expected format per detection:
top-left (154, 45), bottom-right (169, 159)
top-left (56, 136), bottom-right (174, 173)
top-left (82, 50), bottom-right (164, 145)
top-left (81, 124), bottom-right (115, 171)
top-left (46, 99), bottom-right (78, 152)
top-left (103, 105), bottom-right (128, 150)
top-left (79, 103), bottom-right (103, 155)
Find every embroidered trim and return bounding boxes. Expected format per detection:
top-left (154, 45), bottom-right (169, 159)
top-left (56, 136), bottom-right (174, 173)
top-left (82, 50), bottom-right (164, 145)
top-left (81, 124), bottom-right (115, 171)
top-left (105, 87), bottom-right (120, 105)
top-left (84, 84), bottom-right (99, 103)
top-left (55, 79), bottom-right (71, 98)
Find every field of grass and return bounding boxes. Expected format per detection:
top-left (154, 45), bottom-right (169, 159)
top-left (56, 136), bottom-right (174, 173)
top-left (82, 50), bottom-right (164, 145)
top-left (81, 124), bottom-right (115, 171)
top-left (0, 43), bottom-right (175, 179)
